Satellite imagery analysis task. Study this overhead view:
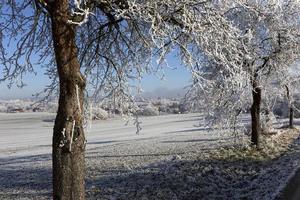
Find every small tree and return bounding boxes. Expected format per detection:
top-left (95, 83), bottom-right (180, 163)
top-left (278, 71), bottom-right (300, 129)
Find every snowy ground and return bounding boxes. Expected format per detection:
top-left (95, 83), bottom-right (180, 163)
top-left (0, 113), bottom-right (300, 199)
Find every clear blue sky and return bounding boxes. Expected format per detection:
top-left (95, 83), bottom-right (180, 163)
top-left (0, 55), bottom-right (191, 100)
top-left (0, 4), bottom-right (191, 100)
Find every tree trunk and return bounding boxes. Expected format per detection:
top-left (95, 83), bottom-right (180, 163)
top-left (285, 85), bottom-right (294, 128)
top-left (289, 107), bottom-right (294, 128)
top-left (50, 1), bottom-right (86, 199)
top-left (250, 78), bottom-right (261, 148)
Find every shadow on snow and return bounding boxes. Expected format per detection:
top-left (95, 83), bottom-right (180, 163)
top-left (1, 133), bottom-right (299, 200)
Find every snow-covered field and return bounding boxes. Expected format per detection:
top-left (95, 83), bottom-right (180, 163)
top-left (0, 113), bottom-right (300, 199)
top-left (0, 112), bottom-right (216, 158)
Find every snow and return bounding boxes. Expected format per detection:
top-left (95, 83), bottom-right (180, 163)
top-left (0, 113), bottom-right (300, 199)
top-left (0, 113), bottom-right (55, 156)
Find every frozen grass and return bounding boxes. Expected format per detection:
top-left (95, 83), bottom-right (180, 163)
top-left (0, 113), bottom-right (300, 199)
top-left (85, 128), bottom-right (300, 200)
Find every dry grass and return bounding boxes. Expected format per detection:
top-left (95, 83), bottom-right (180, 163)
top-left (210, 128), bottom-right (300, 163)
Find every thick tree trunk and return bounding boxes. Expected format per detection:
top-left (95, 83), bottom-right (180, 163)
top-left (50, 1), bottom-right (86, 199)
top-left (250, 78), bottom-right (261, 148)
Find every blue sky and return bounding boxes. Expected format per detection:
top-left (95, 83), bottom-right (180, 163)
top-left (0, 13), bottom-right (191, 100)
top-left (141, 55), bottom-right (191, 92)
top-left (0, 57), bottom-right (191, 100)
top-left (0, 5), bottom-right (192, 100)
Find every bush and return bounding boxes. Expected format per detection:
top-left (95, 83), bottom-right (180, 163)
top-left (93, 107), bottom-right (109, 120)
top-left (138, 104), bottom-right (159, 116)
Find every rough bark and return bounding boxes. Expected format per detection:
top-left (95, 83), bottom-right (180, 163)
top-left (50, 1), bottom-right (86, 199)
top-left (250, 77), bottom-right (261, 148)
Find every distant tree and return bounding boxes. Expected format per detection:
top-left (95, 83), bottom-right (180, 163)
top-left (279, 71), bottom-right (300, 129)
top-left (0, 0), bottom-right (246, 199)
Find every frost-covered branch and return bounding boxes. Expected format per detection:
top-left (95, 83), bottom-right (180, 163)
top-left (186, 0), bottom-right (300, 137)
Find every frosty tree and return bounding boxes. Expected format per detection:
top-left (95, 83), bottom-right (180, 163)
top-left (0, 0), bottom-right (254, 199)
top-left (277, 66), bottom-right (300, 129)
top-left (187, 0), bottom-right (300, 148)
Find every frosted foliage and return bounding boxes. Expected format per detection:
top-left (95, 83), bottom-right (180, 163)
top-left (0, 0), bottom-right (251, 119)
top-left (112, 0), bottom-right (248, 70)
top-left (1, 0), bottom-right (298, 123)
top-left (272, 64), bottom-right (300, 113)
top-left (185, 55), bottom-right (250, 132)
top-left (138, 104), bottom-right (159, 116)
top-left (186, 0), bottom-right (300, 132)
top-left (101, 82), bottom-right (138, 117)
top-left (68, 0), bottom-right (91, 25)
top-left (74, 0), bottom-right (252, 118)
top-left (261, 110), bottom-right (277, 133)
top-left (92, 107), bottom-right (108, 120)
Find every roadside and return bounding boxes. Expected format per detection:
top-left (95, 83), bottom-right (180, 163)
top-left (277, 166), bottom-right (300, 200)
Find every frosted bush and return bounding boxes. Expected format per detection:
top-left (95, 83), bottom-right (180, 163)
top-left (92, 107), bottom-right (108, 120)
top-left (261, 111), bottom-right (277, 134)
top-left (138, 104), bottom-right (159, 116)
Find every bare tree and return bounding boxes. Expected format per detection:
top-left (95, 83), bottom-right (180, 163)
top-left (0, 0), bottom-right (248, 199)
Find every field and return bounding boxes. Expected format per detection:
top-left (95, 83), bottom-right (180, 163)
top-left (1, 113), bottom-right (300, 199)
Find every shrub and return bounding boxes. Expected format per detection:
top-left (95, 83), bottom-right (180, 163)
top-left (93, 107), bottom-right (109, 120)
top-left (138, 104), bottom-right (159, 116)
